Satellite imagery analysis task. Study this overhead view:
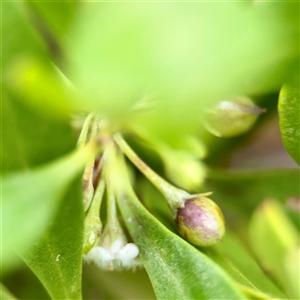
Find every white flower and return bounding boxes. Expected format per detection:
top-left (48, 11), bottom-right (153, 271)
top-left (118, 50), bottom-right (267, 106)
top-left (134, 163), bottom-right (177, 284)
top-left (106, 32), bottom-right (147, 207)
top-left (83, 225), bottom-right (142, 271)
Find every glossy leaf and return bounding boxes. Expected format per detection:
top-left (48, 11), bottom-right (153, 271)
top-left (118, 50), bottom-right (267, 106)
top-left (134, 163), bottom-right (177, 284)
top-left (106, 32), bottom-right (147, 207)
top-left (112, 154), bottom-right (245, 300)
top-left (278, 79), bottom-right (300, 165)
top-left (2, 145), bottom-right (95, 274)
top-left (249, 199), bottom-right (299, 299)
top-left (21, 178), bottom-right (84, 300)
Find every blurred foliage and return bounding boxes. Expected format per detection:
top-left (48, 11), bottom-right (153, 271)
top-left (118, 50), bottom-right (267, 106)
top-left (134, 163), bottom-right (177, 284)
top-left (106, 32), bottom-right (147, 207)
top-left (1, 1), bottom-right (299, 299)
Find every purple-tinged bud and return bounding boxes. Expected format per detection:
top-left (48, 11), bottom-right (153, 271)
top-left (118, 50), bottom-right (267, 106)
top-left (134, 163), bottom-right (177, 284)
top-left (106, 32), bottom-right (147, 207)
top-left (176, 197), bottom-right (225, 247)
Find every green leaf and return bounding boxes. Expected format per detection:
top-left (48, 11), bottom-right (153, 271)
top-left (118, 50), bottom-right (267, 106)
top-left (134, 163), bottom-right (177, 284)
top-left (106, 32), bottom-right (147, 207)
top-left (25, 1), bottom-right (77, 43)
top-left (205, 169), bottom-right (300, 222)
top-left (278, 79), bottom-right (300, 165)
top-left (119, 197), bottom-right (245, 299)
top-left (2, 145), bottom-right (95, 274)
top-left (113, 155), bottom-right (245, 299)
top-left (203, 232), bottom-right (287, 299)
top-left (2, 2), bottom-right (76, 129)
top-left (83, 267), bottom-right (156, 300)
top-left (4, 57), bottom-right (74, 123)
top-left (66, 2), bottom-right (299, 141)
top-left (249, 199), bottom-right (299, 299)
top-left (2, 2), bottom-right (47, 70)
top-left (137, 175), bottom-right (286, 298)
top-left (21, 177), bottom-right (84, 300)
top-left (0, 283), bottom-right (18, 300)
top-left (1, 87), bottom-right (75, 173)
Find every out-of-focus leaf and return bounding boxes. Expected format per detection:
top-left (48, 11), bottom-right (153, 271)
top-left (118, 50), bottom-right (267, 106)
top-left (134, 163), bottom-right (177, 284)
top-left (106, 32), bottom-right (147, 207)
top-left (278, 79), bottom-right (300, 165)
top-left (21, 178), bottom-right (84, 300)
top-left (249, 199), bottom-right (299, 299)
top-left (1, 87), bottom-right (75, 173)
top-left (205, 169), bottom-right (300, 222)
top-left (2, 145), bottom-right (95, 274)
top-left (83, 266), bottom-right (156, 300)
top-left (113, 154), bottom-right (245, 300)
top-left (203, 232), bottom-right (286, 299)
top-left (284, 246), bottom-right (300, 299)
top-left (25, 1), bottom-right (76, 42)
top-left (3, 2), bottom-right (75, 129)
top-left (0, 283), bottom-right (18, 300)
top-left (2, 2), bottom-right (47, 70)
top-left (4, 58), bottom-right (74, 122)
top-left (67, 2), bottom-right (299, 141)
top-left (2, 264), bottom-right (50, 300)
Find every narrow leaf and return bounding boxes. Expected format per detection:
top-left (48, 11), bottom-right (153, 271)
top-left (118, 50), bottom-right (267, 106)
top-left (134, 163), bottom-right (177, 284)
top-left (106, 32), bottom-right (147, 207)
top-left (2, 144), bottom-right (95, 274)
top-left (249, 199), bottom-right (299, 299)
top-left (1, 87), bottom-right (75, 173)
top-left (21, 178), bottom-right (84, 300)
top-left (118, 191), bottom-right (245, 299)
top-left (203, 233), bottom-right (287, 299)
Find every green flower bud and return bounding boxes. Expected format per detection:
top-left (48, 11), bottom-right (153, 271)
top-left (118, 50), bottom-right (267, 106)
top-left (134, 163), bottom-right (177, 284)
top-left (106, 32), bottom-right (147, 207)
top-left (204, 97), bottom-right (263, 138)
top-left (83, 180), bottom-right (105, 254)
top-left (176, 197), bottom-right (225, 247)
top-left (162, 150), bottom-right (206, 191)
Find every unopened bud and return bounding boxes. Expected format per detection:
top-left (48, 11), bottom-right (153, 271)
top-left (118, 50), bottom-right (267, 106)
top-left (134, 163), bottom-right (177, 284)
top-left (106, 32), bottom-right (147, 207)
top-left (163, 151), bottom-right (206, 191)
top-left (205, 97), bottom-right (263, 138)
top-left (176, 197), bottom-right (225, 247)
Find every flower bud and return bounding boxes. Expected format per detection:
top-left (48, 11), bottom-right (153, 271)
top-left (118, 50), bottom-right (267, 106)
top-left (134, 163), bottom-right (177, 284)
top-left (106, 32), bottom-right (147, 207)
top-left (204, 97), bottom-right (263, 138)
top-left (162, 149), bottom-right (206, 191)
top-left (176, 197), bottom-right (225, 247)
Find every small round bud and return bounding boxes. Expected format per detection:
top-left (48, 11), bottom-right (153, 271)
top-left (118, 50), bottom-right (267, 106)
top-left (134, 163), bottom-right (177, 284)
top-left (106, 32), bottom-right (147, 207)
top-left (204, 97), bottom-right (263, 138)
top-left (176, 197), bottom-right (225, 247)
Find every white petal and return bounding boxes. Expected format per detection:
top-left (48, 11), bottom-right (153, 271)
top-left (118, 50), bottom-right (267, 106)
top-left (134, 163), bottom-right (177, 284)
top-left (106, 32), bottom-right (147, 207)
top-left (86, 246), bottom-right (113, 261)
top-left (110, 238), bottom-right (125, 255)
top-left (115, 243), bottom-right (139, 260)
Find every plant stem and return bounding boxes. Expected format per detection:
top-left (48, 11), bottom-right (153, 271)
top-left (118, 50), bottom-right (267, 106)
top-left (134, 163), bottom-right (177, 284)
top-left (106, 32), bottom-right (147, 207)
top-left (88, 179), bottom-right (105, 221)
top-left (82, 114), bottom-right (100, 211)
top-left (114, 133), bottom-right (190, 214)
top-left (77, 113), bottom-right (95, 148)
top-left (104, 141), bottom-right (122, 225)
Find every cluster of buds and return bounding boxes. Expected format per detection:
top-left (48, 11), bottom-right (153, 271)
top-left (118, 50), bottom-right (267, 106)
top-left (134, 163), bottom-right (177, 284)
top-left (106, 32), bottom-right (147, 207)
top-left (78, 104), bottom-right (239, 271)
top-left (78, 114), bottom-right (142, 271)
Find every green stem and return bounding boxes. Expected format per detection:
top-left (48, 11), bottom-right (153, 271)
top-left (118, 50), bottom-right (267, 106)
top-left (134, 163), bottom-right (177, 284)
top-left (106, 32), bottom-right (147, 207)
top-left (114, 133), bottom-right (190, 214)
top-left (104, 142), bottom-right (122, 225)
top-left (82, 115), bottom-right (101, 211)
top-left (88, 179), bottom-right (105, 220)
top-left (77, 113), bottom-right (95, 148)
